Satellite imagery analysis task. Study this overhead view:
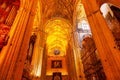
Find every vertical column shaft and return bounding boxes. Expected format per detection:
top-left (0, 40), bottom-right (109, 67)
top-left (82, 0), bottom-right (120, 80)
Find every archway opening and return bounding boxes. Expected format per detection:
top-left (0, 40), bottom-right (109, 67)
top-left (45, 18), bottom-right (71, 57)
top-left (44, 18), bottom-right (72, 80)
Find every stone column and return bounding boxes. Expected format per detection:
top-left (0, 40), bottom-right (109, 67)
top-left (0, 0), bottom-right (37, 80)
top-left (82, 0), bottom-right (120, 80)
top-left (11, 0), bottom-right (38, 80)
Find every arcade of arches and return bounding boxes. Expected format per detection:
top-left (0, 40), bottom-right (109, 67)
top-left (0, 0), bottom-right (120, 80)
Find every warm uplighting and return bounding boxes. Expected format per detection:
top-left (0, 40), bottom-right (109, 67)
top-left (45, 19), bottom-right (71, 56)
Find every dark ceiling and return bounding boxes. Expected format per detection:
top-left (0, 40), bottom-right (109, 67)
top-left (41, 0), bottom-right (77, 23)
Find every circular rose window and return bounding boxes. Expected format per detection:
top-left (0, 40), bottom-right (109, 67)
top-left (54, 49), bottom-right (60, 55)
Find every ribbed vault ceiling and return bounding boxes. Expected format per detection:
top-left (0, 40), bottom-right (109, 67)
top-left (41, 0), bottom-right (77, 56)
top-left (41, 0), bottom-right (76, 23)
top-left (45, 19), bottom-right (71, 56)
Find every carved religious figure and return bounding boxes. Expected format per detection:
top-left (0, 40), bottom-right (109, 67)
top-left (27, 33), bottom-right (37, 63)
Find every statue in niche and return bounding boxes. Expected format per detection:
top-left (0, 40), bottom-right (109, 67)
top-left (22, 33), bottom-right (37, 80)
top-left (22, 60), bottom-right (33, 80)
top-left (27, 33), bottom-right (37, 63)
